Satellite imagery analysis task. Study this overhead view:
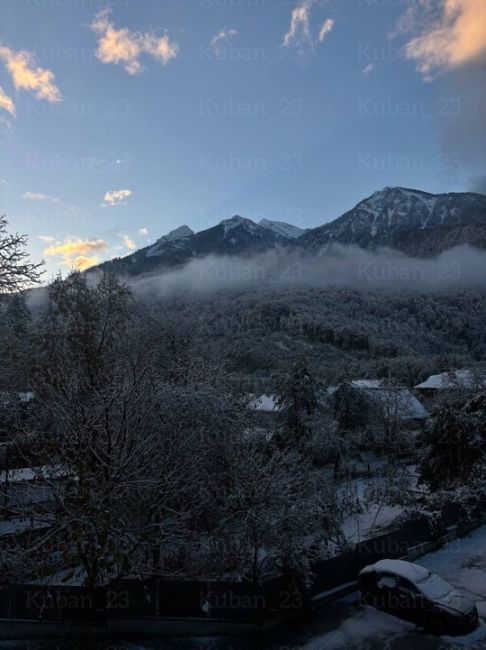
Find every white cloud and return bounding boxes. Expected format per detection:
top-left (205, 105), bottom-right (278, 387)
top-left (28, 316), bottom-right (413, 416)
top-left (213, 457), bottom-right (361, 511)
top-left (363, 63), bottom-right (374, 75)
top-left (318, 18), bottom-right (334, 43)
top-left (138, 227), bottom-right (149, 236)
top-left (393, 0), bottom-right (486, 79)
top-left (0, 86), bottom-right (15, 116)
top-left (283, 0), bottom-right (314, 51)
top-left (0, 46), bottom-right (61, 102)
top-left (210, 29), bottom-right (238, 52)
top-left (38, 235), bottom-right (57, 243)
top-left (103, 189), bottom-right (132, 206)
top-left (283, 1), bottom-right (334, 57)
top-left (91, 8), bottom-right (178, 75)
top-left (22, 191), bottom-right (60, 203)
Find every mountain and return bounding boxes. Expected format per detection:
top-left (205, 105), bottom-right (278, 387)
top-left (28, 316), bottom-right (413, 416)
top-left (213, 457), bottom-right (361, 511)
top-left (99, 215), bottom-right (287, 276)
top-left (259, 219), bottom-right (306, 239)
top-left (97, 187), bottom-right (486, 278)
top-left (298, 187), bottom-right (486, 256)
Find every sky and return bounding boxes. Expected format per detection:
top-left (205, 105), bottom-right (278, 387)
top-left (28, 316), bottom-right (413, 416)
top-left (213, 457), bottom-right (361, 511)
top-left (0, 0), bottom-right (485, 276)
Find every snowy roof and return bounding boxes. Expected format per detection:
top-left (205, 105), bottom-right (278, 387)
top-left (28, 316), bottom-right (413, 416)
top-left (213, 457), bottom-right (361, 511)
top-left (0, 391), bottom-right (34, 405)
top-left (369, 387), bottom-right (429, 420)
top-left (0, 465), bottom-right (68, 484)
top-left (360, 559), bottom-right (430, 582)
top-left (248, 394), bottom-right (280, 412)
top-left (328, 382), bottom-right (429, 419)
top-left (415, 369), bottom-right (484, 391)
top-left (351, 379), bottom-right (383, 389)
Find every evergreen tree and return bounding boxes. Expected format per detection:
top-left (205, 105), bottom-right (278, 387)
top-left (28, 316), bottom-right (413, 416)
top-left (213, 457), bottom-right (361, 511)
top-left (275, 356), bottom-right (322, 445)
top-left (419, 392), bottom-right (486, 491)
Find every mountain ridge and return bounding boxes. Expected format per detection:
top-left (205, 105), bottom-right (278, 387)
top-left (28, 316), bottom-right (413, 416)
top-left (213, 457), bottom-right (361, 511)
top-left (97, 187), bottom-right (486, 277)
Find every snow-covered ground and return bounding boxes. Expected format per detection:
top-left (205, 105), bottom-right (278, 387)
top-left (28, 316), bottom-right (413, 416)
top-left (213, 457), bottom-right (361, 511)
top-left (338, 464), bottom-right (419, 545)
top-left (301, 524), bottom-right (486, 650)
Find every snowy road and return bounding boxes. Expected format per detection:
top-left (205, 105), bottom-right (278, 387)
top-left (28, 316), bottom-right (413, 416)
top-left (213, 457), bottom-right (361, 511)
top-left (1, 525), bottom-right (486, 650)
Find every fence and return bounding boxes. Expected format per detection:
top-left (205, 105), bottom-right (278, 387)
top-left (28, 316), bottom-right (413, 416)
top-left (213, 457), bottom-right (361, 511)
top-left (0, 498), bottom-right (484, 631)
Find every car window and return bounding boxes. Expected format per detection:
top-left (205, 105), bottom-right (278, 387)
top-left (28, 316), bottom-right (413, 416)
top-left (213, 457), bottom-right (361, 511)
top-left (416, 573), bottom-right (454, 600)
top-left (377, 574), bottom-right (397, 589)
top-left (398, 577), bottom-right (421, 595)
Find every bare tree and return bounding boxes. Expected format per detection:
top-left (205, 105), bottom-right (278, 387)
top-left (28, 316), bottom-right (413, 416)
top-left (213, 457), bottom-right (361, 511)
top-left (0, 216), bottom-right (43, 292)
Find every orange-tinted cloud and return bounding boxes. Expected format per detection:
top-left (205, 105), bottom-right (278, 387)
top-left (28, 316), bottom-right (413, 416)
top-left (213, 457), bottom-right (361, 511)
top-left (0, 46), bottom-right (61, 102)
top-left (71, 255), bottom-right (102, 271)
top-left (120, 233), bottom-right (136, 250)
top-left (103, 188), bottom-right (132, 206)
top-left (0, 86), bottom-right (15, 115)
top-left (396, 0), bottom-right (486, 78)
top-left (44, 238), bottom-right (107, 271)
top-left (91, 8), bottom-right (178, 75)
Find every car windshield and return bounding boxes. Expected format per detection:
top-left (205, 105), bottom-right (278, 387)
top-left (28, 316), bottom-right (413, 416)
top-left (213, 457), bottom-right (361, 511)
top-left (416, 573), bottom-right (454, 600)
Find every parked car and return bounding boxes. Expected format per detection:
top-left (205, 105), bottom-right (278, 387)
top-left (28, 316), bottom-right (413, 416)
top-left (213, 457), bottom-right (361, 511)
top-left (359, 559), bottom-right (478, 635)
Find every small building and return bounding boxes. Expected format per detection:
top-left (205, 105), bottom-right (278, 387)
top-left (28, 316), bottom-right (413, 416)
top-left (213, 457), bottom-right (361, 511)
top-left (415, 369), bottom-right (486, 407)
top-left (329, 379), bottom-right (429, 431)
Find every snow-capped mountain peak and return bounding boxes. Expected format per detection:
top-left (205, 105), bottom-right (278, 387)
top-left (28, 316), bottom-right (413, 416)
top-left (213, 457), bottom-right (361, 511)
top-left (259, 219), bottom-right (306, 239)
top-left (220, 215), bottom-right (259, 235)
top-left (161, 225), bottom-right (194, 242)
top-left (299, 187), bottom-right (486, 256)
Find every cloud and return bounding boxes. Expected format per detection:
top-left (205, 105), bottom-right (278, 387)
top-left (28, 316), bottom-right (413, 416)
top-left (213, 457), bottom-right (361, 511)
top-left (103, 188), bottom-right (132, 206)
top-left (318, 18), bottom-right (334, 43)
top-left (90, 8), bottom-right (178, 75)
top-left (23, 191), bottom-right (60, 203)
top-left (283, 1), bottom-right (334, 58)
top-left (209, 29), bottom-right (238, 52)
top-left (120, 233), bottom-right (136, 250)
top-left (138, 227), bottom-right (149, 236)
top-left (0, 86), bottom-right (15, 116)
top-left (363, 63), bottom-right (374, 75)
top-left (283, 0), bottom-right (314, 51)
top-left (393, 0), bottom-right (486, 79)
top-left (38, 235), bottom-right (56, 243)
top-left (0, 46), bottom-right (61, 102)
top-left (128, 245), bottom-right (486, 297)
top-left (44, 238), bottom-right (107, 271)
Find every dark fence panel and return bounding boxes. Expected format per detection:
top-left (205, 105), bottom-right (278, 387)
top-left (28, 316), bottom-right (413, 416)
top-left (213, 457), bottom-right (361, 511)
top-left (8, 585), bottom-right (106, 623)
top-left (0, 506), bottom-right (483, 625)
top-left (107, 578), bottom-right (267, 621)
top-left (309, 551), bottom-right (360, 596)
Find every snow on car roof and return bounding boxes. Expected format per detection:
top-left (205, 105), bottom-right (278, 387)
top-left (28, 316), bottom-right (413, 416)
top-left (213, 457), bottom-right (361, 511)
top-left (360, 559), bottom-right (430, 582)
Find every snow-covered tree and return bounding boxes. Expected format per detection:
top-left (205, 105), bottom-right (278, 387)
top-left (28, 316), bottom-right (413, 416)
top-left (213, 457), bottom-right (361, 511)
top-left (0, 215), bottom-right (43, 292)
top-left (275, 356), bottom-right (322, 445)
top-left (419, 392), bottom-right (486, 491)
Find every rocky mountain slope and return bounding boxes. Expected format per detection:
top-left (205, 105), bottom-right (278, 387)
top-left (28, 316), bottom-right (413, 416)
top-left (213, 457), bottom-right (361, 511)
top-left (298, 187), bottom-right (486, 256)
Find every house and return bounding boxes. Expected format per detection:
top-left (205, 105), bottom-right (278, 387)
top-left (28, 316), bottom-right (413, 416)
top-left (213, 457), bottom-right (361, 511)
top-left (415, 369), bottom-right (486, 407)
top-left (329, 379), bottom-right (429, 430)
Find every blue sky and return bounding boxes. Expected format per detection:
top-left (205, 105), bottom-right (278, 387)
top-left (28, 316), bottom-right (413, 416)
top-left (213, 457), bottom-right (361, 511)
top-left (0, 0), bottom-right (484, 275)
